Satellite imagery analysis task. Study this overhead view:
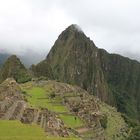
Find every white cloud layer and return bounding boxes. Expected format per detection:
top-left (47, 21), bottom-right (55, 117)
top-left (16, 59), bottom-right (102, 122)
top-left (0, 0), bottom-right (140, 61)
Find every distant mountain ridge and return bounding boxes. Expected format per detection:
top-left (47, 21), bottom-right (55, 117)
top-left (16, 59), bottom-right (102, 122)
top-left (0, 51), bottom-right (46, 68)
top-left (0, 55), bottom-right (31, 83)
top-left (33, 24), bottom-right (140, 120)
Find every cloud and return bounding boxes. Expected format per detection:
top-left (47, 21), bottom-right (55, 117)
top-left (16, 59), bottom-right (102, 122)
top-left (0, 0), bottom-right (140, 61)
top-left (0, 0), bottom-right (76, 54)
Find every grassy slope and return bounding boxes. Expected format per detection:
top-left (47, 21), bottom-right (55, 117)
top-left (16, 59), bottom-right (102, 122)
top-left (100, 103), bottom-right (128, 140)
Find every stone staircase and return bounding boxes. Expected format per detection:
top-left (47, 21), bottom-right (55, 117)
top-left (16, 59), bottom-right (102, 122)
top-left (15, 101), bottom-right (26, 120)
top-left (0, 98), bottom-right (16, 118)
top-left (3, 101), bottom-right (26, 120)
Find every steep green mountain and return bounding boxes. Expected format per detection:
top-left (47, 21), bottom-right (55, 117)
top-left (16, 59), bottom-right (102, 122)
top-left (32, 24), bottom-right (140, 120)
top-left (98, 49), bottom-right (140, 119)
top-left (0, 55), bottom-right (31, 83)
top-left (30, 60), bottom-right (54, 79)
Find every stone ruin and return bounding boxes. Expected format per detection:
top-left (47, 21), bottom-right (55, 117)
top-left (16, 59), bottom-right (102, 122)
top-left (62, 93), bottom-right (105, 140)
top-left (0, 79), bottom-right (69, 137)
top-left (21, 108), bottom-right (69, 137)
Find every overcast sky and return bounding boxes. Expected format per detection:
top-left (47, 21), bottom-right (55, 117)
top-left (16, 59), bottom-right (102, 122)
top-left (0, 0), bottom-right (140, 62)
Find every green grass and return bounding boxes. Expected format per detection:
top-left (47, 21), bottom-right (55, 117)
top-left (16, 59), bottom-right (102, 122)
top-left (0, 120), bottom-right (46, 137)
top-left (24, 87), bottom-right (68, 113)
top-left (0, 120), bottom-right (80, 140)
top-left (59, 114), bottom-right (84, 128)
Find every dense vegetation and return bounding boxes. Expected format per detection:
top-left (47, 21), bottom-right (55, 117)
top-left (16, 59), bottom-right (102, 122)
top-left (30, 60), bottom-right (53, 79)
top-left (122, 114), bottom-right (140, 140)
top-left (128, 126), bottom-right (140, 140)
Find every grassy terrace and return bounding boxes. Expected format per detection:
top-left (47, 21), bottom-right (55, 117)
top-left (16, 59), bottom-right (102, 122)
top-left (21, 83), bottom-right (84, 130)
top-left (59, 114), bottom-right (83, 128)
top-left (0, 120), bottom-right (80, 140)
top-left (23, 87), bottom-right (68, 113)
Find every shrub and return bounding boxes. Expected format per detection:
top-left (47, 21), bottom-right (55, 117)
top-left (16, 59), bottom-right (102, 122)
top-left (72, 107), bottom-right (79, 113)
top-left (100, 114), bottom-right (108, 129)
top-left (49, 91), bottom-right (56, 99)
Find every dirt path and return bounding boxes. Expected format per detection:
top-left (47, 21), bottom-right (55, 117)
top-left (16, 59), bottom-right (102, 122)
top-left (76, 127), bottom-right (91, 134)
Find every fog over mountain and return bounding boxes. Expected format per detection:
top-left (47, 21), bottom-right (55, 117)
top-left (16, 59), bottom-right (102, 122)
top-left (0, 0), bottom-right (140, 62)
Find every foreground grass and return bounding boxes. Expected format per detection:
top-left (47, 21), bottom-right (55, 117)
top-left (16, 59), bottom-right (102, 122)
top-left (0, 120), bottom-right (80, 140)
top-left (0, 120), bottom-right (46, 137)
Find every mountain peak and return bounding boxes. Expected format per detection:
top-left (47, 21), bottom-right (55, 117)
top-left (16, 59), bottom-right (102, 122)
top-left (66, 24), bottom-right (83, 33)
top-left (7, 55), bottom-right (19, 61)
top-left (58, 24), bottom-right (86, 41)
top-left (10, 54), bottom-right (17, 58)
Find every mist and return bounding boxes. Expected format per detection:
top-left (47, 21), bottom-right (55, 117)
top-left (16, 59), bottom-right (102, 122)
top-left (0, 0), bottom-right (140, 63)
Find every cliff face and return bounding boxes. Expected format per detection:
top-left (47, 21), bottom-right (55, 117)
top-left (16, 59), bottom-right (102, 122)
top-left (33, 24), bottom-right (140, 120)
top-left (0, 55), bottom-right (31, 83)
top-left (98, 49), bottom-right (140, 119)
top-left (46, 25), bottom-right (110, 102)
